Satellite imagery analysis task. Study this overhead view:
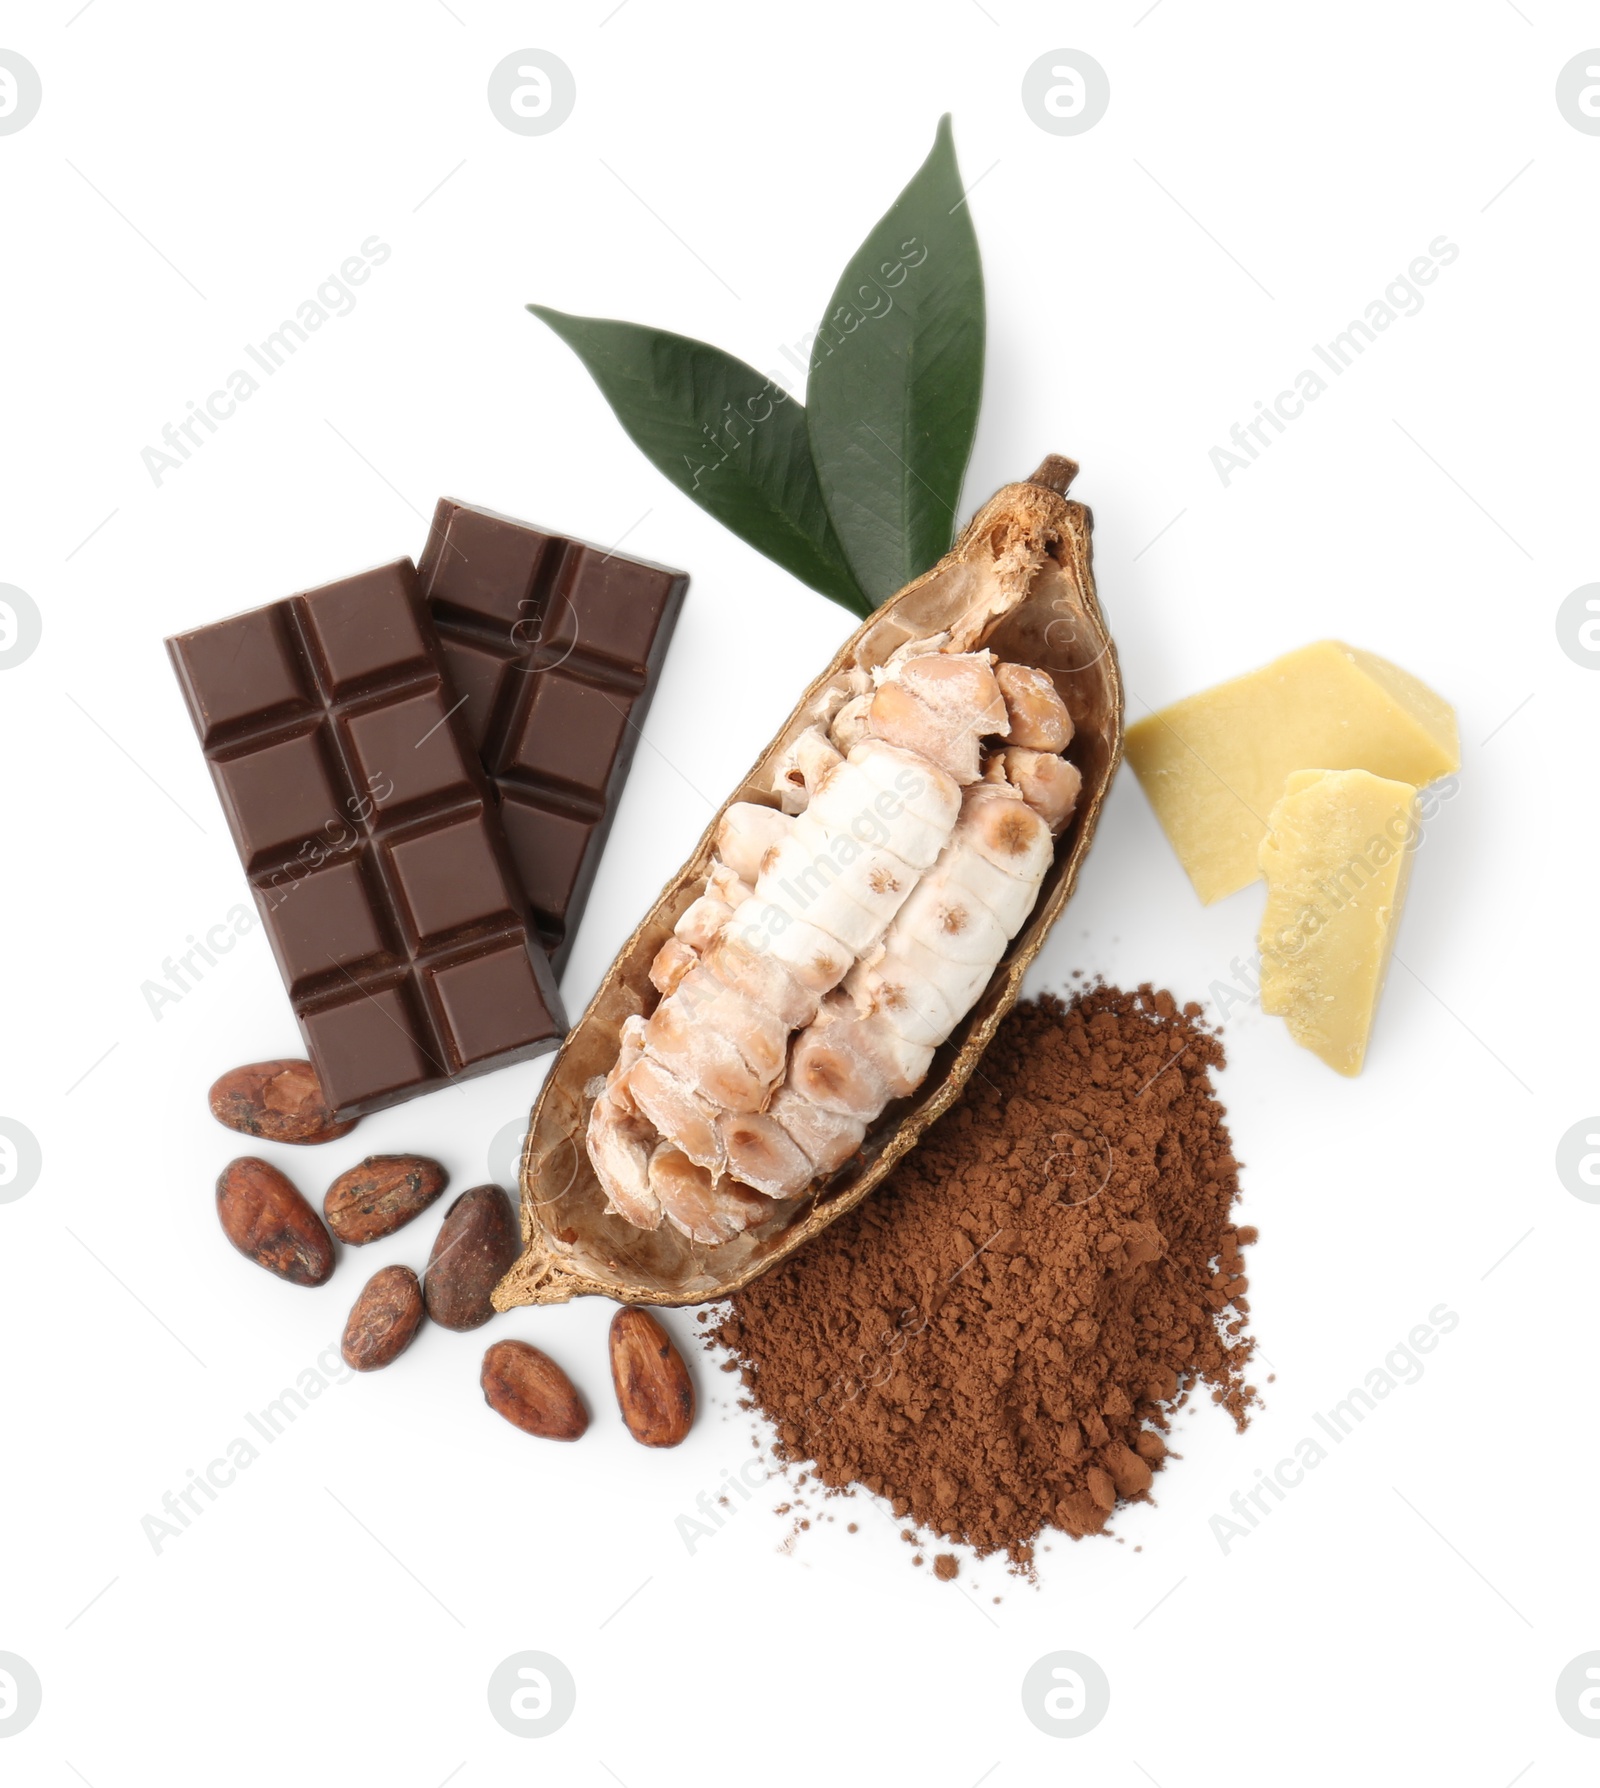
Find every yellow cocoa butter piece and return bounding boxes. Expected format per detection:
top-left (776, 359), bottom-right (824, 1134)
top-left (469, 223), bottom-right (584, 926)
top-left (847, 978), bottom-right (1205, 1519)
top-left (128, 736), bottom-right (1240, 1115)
top-left (1125, 641), bottom-right (1457, 903)
top-left (1257, 768), bottom-right (1419, 1077)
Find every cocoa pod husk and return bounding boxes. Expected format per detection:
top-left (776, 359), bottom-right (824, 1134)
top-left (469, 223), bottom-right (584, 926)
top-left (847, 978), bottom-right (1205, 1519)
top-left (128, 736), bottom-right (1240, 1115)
top-left (209, 1059), bottom-right (357, 1146)
top-left (324, 1155), bottom-right (448, 1245)
top-left (481, 1339), bottom-right (588, 1440)
top-left (341, 1265), bottom-right (424, 1371)
top-left (216, 1156), bottom-right (335, 1286)
top-left (609, 1306), bottom-right (695, 1447)
top-left (495, 460), bottom-right (1124, 1310)
top-left (424, 1185), bottom-right (519, 1331)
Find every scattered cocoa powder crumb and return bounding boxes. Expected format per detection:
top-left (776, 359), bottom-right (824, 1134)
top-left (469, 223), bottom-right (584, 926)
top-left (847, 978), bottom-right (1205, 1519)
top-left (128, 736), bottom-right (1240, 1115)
top-left (847, 1523), bottom-right (858, 1533)
top-left (710, 986), bottom-right (1258, 1565)
top-left (933, 1554), bottom-right (959, 1581)
top-left (912, 1554), bottom-right (924, 1567)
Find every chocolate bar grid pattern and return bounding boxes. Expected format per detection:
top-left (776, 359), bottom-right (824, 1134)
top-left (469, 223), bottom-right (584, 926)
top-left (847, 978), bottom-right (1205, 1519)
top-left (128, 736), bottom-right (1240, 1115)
top-left (418, 500), bottom-right (688, 975)
top-left (167, 562), bottom-right (563, 1118)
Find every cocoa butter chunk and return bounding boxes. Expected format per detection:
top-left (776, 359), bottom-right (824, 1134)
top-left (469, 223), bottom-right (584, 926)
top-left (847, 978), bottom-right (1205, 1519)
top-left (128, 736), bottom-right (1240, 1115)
top-left (1125, 641), bottom-right (1457, 904)
top-left (609, 1307), bottom-right (696, 1448)
top-left (481, 1339), bottom-right (588, 1440)
top-left (423, 1185), bottom-right (519, 1330)
top-left (342, 1265), bottom-right (424, 1371)
top-left (209, 1059), bottom-right (358, 1146)
top-left (1257, 768), bottom-right (1419, 1076)
top-left (216, 1156), bottom-right (335, 1286)
top-left (324, 1155), bottom-right (448, 1245)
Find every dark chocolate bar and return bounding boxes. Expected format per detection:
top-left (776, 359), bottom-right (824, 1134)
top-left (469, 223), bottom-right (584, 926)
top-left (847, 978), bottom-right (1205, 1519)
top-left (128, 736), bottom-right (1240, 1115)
top-left (417, 499), bottom-right (687, 974)
top-left (167, 561), bottom-right (566, 1118)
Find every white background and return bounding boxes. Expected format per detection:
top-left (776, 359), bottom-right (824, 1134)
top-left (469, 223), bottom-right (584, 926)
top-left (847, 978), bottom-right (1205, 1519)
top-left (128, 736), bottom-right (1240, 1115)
top-left (2, 2), bottom-right (1595, 1782)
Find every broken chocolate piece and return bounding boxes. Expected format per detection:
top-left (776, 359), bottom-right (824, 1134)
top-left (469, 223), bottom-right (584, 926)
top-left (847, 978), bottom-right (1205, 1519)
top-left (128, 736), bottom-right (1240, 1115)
top-left (167, 560), bottom-right (566, 1118)
top-left (418, 499), bottom-right (687, 973)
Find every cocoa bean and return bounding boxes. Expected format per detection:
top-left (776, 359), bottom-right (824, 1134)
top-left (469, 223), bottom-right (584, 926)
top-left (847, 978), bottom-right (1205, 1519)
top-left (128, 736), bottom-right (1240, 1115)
top-left (216, 1157), bottom-right (335, 1286)
top-left (341, 1265), bottom-right (424, 1371)
top-left (423, 1185), bottom-right (518, 1331)
top-left (481, 1340), bottom-right (588, 1440)
top-left (209, 1059), bottom-right (357, 1146)
top-left (324, 1154), bottom-right (447, 1245)
top-left (609, 1307), bottom-right (695, 1447)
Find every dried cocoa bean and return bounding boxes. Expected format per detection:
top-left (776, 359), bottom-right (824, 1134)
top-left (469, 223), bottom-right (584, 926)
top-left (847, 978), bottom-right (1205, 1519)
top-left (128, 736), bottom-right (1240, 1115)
top-left (324, 1155), bottom-right (447, 1245)
top-left (216, 1156), bottom-right (335, 1286)
top-left (341, 1265), bottom-right (424, 1371)
top-left (423, 1185), bottom-right (518, 1331)
top-left (609, 1306), bottom-right (695, 1447)
top-left (481, 1340), bottom-right (588, 1441)
top-left (209, 1059), bottom-right (357, 1146)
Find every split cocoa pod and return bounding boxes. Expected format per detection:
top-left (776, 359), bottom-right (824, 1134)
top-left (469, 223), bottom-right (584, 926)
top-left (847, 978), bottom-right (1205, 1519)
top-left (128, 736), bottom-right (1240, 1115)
top-left (493, 458), bottom-right (1123, 1311)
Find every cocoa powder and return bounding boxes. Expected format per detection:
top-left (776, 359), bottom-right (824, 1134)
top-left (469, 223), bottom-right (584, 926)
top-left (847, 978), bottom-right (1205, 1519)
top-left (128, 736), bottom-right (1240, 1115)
top-left (710, 985), bottom-right (1258, 1564)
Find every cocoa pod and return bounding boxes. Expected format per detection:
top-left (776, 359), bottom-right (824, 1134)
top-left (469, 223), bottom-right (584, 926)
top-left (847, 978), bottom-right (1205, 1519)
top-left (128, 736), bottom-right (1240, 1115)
top-left (216, 1156), bottom-right (335, 1286)
top-left (609, 1307), bottom-right (695, 1447)
top-left (209, 1059), bottom-right (357, 1146)
top-left (481, 1339), bottom-right (588, 1440)
top-left (497, 460), bottom-right (1123, 1310)
top-left (423, 1185), bottom-right (519, 1331)
top-left (324, 1155), bottom-right (447, 1245)
top-left (341, 1265), bottom-right (424, 1371)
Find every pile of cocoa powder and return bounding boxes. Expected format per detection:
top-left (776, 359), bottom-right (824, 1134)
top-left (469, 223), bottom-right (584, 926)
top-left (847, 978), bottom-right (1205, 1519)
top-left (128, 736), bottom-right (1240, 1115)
top-left (708, 984), bottom-right (1257, 1564)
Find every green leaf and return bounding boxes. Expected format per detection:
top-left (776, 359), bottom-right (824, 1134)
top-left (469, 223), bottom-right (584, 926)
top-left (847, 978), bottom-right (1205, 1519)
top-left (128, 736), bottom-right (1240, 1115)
top-left (805, 114), bottom-right (986, 607)
top-left (528, 306), bottom-right (871, 617)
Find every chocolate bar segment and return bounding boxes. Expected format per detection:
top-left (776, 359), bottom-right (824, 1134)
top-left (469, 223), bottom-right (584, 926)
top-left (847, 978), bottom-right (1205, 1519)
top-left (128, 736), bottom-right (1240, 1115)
top-left (167, 561), bottom-right (566, 1118)
top-left (417, 499), bottom-right (687, 973)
